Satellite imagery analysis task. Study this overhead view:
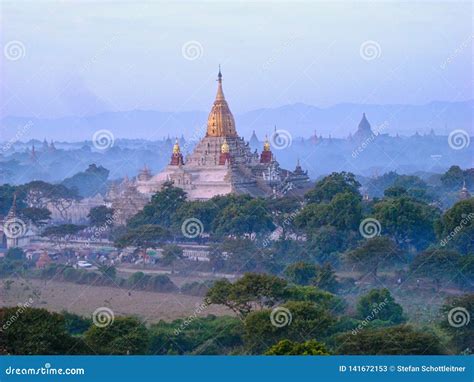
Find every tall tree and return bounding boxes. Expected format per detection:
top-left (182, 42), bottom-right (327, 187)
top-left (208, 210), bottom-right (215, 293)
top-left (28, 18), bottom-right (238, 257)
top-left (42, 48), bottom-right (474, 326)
top-left (356, 288), bottom-right (405, 324)
top-left (296, 192), bottom-right (362, 233)
top-left (206, 273), bottom-right (288, 317)
top-left (127, 182), bottom-right (187, 228)
top-left (88, 205), bottom-right (115, 227)
top-left (0, 307), bottom-right (85, 355)
top-left (84, 317), bottom-right (149, 355)
top-left (19, 207), bottom-right (51, 226)
top-left (244, 301), bottom-right (335, 354)
top-left (346, 236), bottom-right (402, 279)
top-left (435, 198), bottom-right (474, 255)
top-left (212, 196), bottom-right (275, 237)
top-left (373, 196), bottom-right (439, 250)
top-left (284, 262), bottom-right (318, 286)
top-left (305, 172), bottom-right (361, 203)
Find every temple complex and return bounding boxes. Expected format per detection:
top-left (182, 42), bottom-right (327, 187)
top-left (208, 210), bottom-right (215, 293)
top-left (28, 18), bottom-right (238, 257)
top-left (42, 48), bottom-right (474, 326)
top-left (134, 68), bottom-right (309, 200)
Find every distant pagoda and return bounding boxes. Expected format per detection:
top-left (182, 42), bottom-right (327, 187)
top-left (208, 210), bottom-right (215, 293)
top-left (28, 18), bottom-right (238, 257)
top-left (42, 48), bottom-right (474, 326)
top-left (353, 113), bottom-right (374, 141)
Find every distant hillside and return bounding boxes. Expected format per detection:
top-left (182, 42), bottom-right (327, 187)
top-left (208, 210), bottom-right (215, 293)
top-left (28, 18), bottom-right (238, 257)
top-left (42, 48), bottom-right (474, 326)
top-left (1, 100), bottom-right (472, 141)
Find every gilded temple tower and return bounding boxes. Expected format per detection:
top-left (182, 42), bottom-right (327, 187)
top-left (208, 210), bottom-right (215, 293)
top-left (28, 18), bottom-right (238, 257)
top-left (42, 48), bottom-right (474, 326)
top-left (206, 68), bottom-right (237, 138)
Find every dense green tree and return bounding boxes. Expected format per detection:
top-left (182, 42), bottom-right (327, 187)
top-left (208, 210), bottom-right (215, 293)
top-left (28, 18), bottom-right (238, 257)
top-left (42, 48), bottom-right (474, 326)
top-left (173, 199), bottom-right (219, 237)
top-left (313, 263), bottom-right (339, 293)
top-left (0, 184), bottom-right (24, 216)
top-left (84, 317), bottom-right (149, 354)
top-left (18, 207), bottom-right (51, 226)
top-left (346, 237), bottom-right (402, 278)
top-left (149, 316), bottom-right (244, 355)
top-left (114, 224), bottom-right (171, 249)
top-left (410, 248), bottom-right (462, 291)
top-left (336, 325), bottom-right (443, 355)
top-left (206, 273), bottom-right (288, 317)
top-left (0, 307), bottom-right (84, 355)
top-left (366, 172), bottom-right (431, 200)
top-left (244, 301), bottom-right (335, 354)
top-left (440, 165), bottom-right (472, 190)
top-left (41, 224), bottom-right (86, 247)
top-left (284, 285), bottom-right (346, 314)
top-left (88, 205), bottom-right (115, 227)
top-left (439, 294), bottom-right (473, 352)
top-left (356, 288), bottom-right (405, 324)
top-left (265, 339), bottom-right (329, 355)
top-left (284, 262), bottom-right (318, 285)
top-left (305, 172), bottom-right (361, 203)
top-left (296, 192), bottom-right (362, 233)
top-left (5, 247), bottom-right (26, 261)
top-left (127, 182), bottom-right (187, 228)
top-left (458, 255), bottom-right (474, 290)
top-left (305, 226), bottom-right (356, 264)
top-left (62, 311), bottom-right (92, 335)
top-left (212, 196), bottom-right (275, 236)
top-left (384, 186), bottom-right (408, 198)
top-left (435, 198), bottom-right (474, 255)
top-left (20, 181), bottom-right (79, 221)
top-left (373, 196), bottom-right (439, 250)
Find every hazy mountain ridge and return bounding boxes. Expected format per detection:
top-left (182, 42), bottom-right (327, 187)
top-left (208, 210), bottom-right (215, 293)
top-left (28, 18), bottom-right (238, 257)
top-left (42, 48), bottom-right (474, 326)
top-left (1, 100), bottom-right (472, 142)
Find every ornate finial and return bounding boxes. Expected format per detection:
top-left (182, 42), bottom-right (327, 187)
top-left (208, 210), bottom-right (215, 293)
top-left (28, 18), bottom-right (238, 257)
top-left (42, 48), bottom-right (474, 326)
top-left (173, 138), bottom-right (180, 154)
top-left (218, 65), bottom-right (222, 81)
top-left (221, 138), bottom-right (230, 154)
top-left (263, 135), bottom-right (271, 151)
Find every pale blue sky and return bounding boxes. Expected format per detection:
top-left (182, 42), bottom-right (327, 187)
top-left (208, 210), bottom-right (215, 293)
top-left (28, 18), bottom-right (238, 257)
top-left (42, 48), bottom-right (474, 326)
top-left (1, 1), bottom-right (472, 118)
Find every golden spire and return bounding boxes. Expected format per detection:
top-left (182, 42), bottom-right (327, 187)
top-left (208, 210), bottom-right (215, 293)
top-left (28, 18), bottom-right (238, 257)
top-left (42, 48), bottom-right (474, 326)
top-left (263, 135), bottom-right (271, 151)
top-left (216, 65), bottom-right (224, 101)
top-left (206, 67), bottom-right (237, 137)
top-left (172, 138), bottom-right (180, 154)
top-left (221, 138), bottom-right (230, 154)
